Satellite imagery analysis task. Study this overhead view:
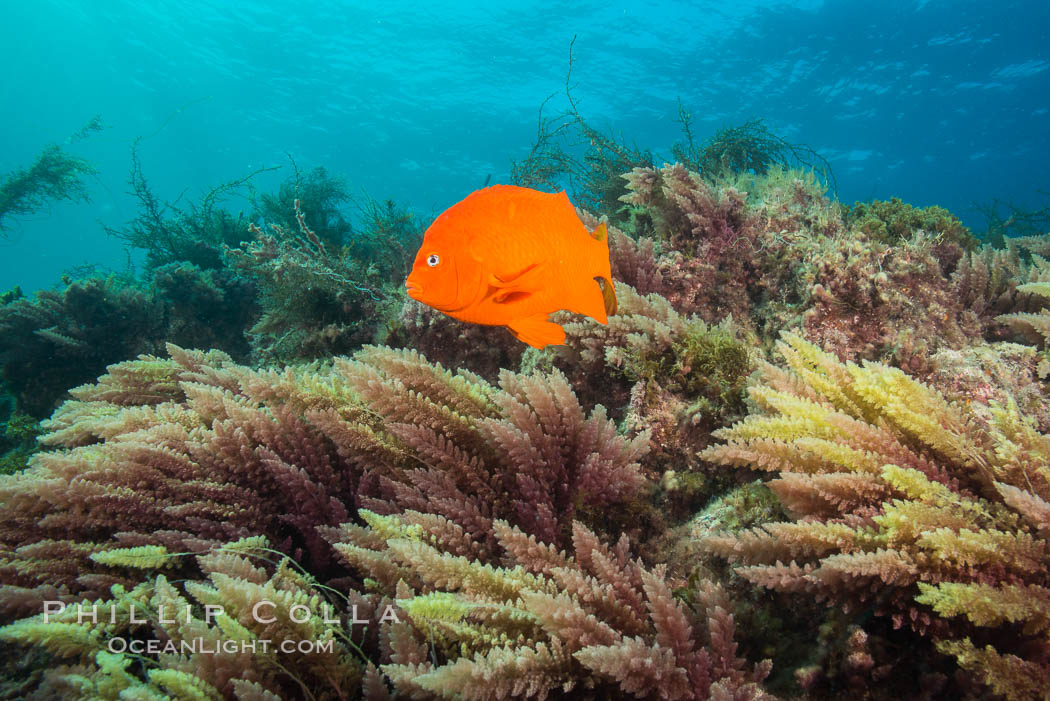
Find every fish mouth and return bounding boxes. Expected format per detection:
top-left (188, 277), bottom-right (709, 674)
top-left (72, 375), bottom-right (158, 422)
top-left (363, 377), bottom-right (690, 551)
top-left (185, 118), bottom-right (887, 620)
top-left (406, 280), bottom-right (457, 311)
top-left (405, 275), bottom-right (460, 311)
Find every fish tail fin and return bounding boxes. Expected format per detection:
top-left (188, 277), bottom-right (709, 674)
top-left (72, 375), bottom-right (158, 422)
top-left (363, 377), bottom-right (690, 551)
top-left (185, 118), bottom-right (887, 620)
top-left (591, 220), bottom-right (617, 319)
top-left (597, 276), bottom-right (618, 317)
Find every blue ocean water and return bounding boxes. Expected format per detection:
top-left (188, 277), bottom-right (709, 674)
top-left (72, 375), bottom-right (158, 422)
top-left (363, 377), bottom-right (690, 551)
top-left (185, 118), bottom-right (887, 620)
top-left (1, 0), bottom-right (1047, 293)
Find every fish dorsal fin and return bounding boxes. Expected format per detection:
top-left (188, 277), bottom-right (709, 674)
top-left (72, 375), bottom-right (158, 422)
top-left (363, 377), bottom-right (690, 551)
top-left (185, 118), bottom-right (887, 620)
top-left (590, 221), bottom-right (608, 243)
top-left (506, 314), bottom-right (566, 348)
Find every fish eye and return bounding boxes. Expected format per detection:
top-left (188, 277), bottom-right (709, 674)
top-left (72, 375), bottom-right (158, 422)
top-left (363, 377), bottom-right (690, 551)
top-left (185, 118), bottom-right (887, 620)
top-left (426, 253), bottom-right (440, 267)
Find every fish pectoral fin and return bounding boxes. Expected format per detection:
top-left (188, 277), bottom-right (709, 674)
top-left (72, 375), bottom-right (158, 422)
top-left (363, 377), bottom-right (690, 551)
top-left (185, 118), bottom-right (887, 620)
top-left (491, 288), bottom-right (533, 304)
top-left (506, 314), bottom-right (566, 348)
top-left (489, 261), bottom-right (546, 291)
top-left (487, 262), bottom-right (546, 304)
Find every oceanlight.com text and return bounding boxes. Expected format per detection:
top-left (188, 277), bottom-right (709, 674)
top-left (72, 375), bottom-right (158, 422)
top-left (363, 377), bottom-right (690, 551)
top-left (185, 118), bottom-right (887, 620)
top-left (106, 637), bottom-right (336, 655)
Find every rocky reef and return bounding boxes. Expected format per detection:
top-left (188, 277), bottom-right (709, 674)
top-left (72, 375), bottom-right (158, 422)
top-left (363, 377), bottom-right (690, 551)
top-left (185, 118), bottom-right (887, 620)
top-left (1, 154), bottom-right (1049, 700)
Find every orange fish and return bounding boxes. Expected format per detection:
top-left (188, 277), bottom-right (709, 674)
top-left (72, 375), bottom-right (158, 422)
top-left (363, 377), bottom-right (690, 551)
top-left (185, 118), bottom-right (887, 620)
top-left (405, 185), bottom-right (617, 348)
